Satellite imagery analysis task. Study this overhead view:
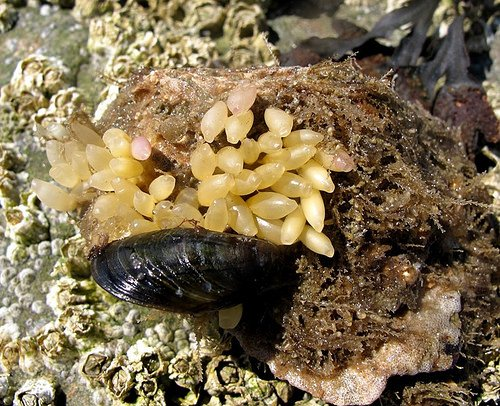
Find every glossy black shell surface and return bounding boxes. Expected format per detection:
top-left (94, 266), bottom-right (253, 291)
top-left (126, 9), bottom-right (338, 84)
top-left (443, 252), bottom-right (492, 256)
top-left (90, 228), bottom-right (297, 313)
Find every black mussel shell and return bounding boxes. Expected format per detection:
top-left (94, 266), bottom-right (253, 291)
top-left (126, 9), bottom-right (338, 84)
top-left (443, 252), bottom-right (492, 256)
top-left (90, 228), bottom-right (298, 313)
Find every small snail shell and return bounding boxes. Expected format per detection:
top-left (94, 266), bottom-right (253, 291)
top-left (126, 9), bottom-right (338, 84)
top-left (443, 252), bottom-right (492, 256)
top-left (90, 228), bottom-right (297, 314)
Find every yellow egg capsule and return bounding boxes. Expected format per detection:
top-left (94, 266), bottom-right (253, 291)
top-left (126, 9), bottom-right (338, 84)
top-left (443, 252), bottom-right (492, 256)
top-left (174, 187), bottom-right (199, 208)
top-left (45, 140), bottom-right (66, 166)
top-left (86, 144), bottom-right (113, 171)
top-left (112, 178), bottom-right (140, 206)
top-left (258, 131), bottom-right (282, 153)
top-left (255, 217), bottom-right (283, 245)
top-left (92, 193), bottom-right (122, 221)
top-left (201, 101), bottom-right (228, 143)
top-left (204, 198), bottom-right (229, 232)
top-left (153, 201), bottom-right (183, 229)
top-left (225, 110), bottom-right (254, 144)
top-left (283, 129), bottom-right (324, 147)
top-left (264, 107), bottom-right (293, 137)
top-left (63, 140), bottom-right (85, 163)
top-left (89, 168), bottom-right (115, 191)
top-left (31, 179), bottom-right (77, 212)
top-left (231, 169), bottom-right (262, 196)
top-left (197, 174), bottom-right (235, 206)
top-left (246, 192), bottom-right (298, 220)
top-left (283, 144), bottom-right (317, 170)
top-left (298, 159), bottom-right (335, 193)
top-left (49, 163), bottom-right (80, 188)
top-left (217, 146), bottom-right (244, 174)
top-left (133, 190), bottom-right (155, 218)
top-left (149, 174), bottom-right (176, 202)
top-left (129, 219), bottom-right (159, 235)
top-left (301, 189), bottom-right (325, 232)
top-left (260, 148), bottom-right (291, 165)
top-left (299, 225), bottom-right (334, 257)
top-left (281, 206), bottom-right (306, 245)
top-left (190, 143), bottom-right (216, 180)
top-left (172, 203), bottom-right (203, 227)
top-left (70, 150), bottom-right (91, 181)
top-left (226, 194), bottom-right (258, 236)
top-left (254, 162), bottom-right (286, 189)
top-left (270, 172), bottom-right (312, 198)
top-left (240, 138), bottom-right (261, 164)
top-left (109, 157), bottom-right (144, 178)
top-left (71, 122), bottom-right (105, 147)
top-left (102, 128), bottom-right (132, 158)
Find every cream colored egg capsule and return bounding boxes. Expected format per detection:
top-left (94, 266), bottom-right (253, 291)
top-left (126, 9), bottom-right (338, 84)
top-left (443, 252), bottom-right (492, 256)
top-left (153, 201), bottom-right (183, 229)
top-left (283, 129), bottom-right (324, 147)
top-left (246, 192), bottom-right (298, 220)
top-left (31, 179), bottom-right (77, 211)
top-left (45, 140), bottom-right (65, 166)
top-left (102, 128), bottom-right (132, 158)
top-left (258, 131), bottom-right (282, 153)
top-left (298, 159), bottom-right (335, 193)
top-left (130, 218), bottom-right (159, 235)
top-left (70, 151), bottom-right (91, 181)
top-left (197, 174), bottom-right (235, 206)
top-left (133, 190), bottom-right (155, 218)
top-left (89, 168), bottom-right (115, 191)
top-left (93, 193), bottom-right (121, 221)
top-left (86, 144), bottom-right (113, 171)
top-left (71, 122), bottom-right (105, 147)
top-left (271, 172), bottom-right (312, 198)
top-left (225, 110), bottom-right (254, 144)
top-left (171, 203), bottom-right (203, 227)
top-left (112, 177), bottom-right (140, 206)
top-left (240, 138), bottom-right (261, 164)
top-left (190, 143), bottom-right (216, 180)
top-left (301, 189), bottom-right (325, 232)
top-left (149, 174), bottom-right (175, 202)
top-left (300, 225), bottom-right (334, 257)
top-left (201, 101), bottom-right (228, 143)
top-left (204, 198), bottom-right (229, 232)
top-left (264, 107), bottom-right (294, 137)
top-left (226, 194), bottom-right (258, 236)
top-left (174, 187), bottom-right (199, 208)
top-left (49, 163), bottom-right (80, 188)
top-left (216, 146), bottom-right (244, 174)
top-left (231, 169), bottom-right (262, 196)
top-left (255, 217), bottom-right (283, 245)
top-left (109, 157), bottom-right (144, 178)
top-left (63, 140), bottom-right (84, 163)
top-left (254, 162), bottom-right (286, 189)
top-left (281, 206), bottom-right (306, 245)
top-left (226, 85), bottom-right (257, 115)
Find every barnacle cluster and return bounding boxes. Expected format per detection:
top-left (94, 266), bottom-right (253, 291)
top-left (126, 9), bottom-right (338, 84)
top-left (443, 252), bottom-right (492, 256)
top-left (31, 85), bottom-right (354, 258)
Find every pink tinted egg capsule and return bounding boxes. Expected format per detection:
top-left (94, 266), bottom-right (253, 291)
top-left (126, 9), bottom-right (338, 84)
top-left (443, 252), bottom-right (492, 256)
top-left (131, 136), bottom-right (152, 161)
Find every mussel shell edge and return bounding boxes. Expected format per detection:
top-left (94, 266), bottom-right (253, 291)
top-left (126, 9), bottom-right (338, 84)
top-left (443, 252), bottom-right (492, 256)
top-left (90, 228), bottom-right (298, 314)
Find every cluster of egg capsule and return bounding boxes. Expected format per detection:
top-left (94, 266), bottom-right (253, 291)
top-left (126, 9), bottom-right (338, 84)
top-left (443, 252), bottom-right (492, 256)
top-left (193, 87), bottom-right (351, 257)
top-left (32, 85), bottom-right (354, 257)
top-left (31, 122), bottom-right (199, 240)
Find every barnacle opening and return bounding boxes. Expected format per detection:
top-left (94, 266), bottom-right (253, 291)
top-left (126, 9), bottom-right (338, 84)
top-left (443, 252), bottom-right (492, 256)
top-left (32, 84), bottom-right (354, 259)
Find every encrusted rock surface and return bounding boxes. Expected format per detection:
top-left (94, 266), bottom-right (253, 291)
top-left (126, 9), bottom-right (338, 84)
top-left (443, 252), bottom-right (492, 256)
top-left (88, 61), bottom-right (498, 405)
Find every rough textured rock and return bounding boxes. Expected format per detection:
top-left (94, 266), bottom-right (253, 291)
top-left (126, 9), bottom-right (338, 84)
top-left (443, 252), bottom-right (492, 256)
top-left (90, 61), bottom-right (498, 405)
